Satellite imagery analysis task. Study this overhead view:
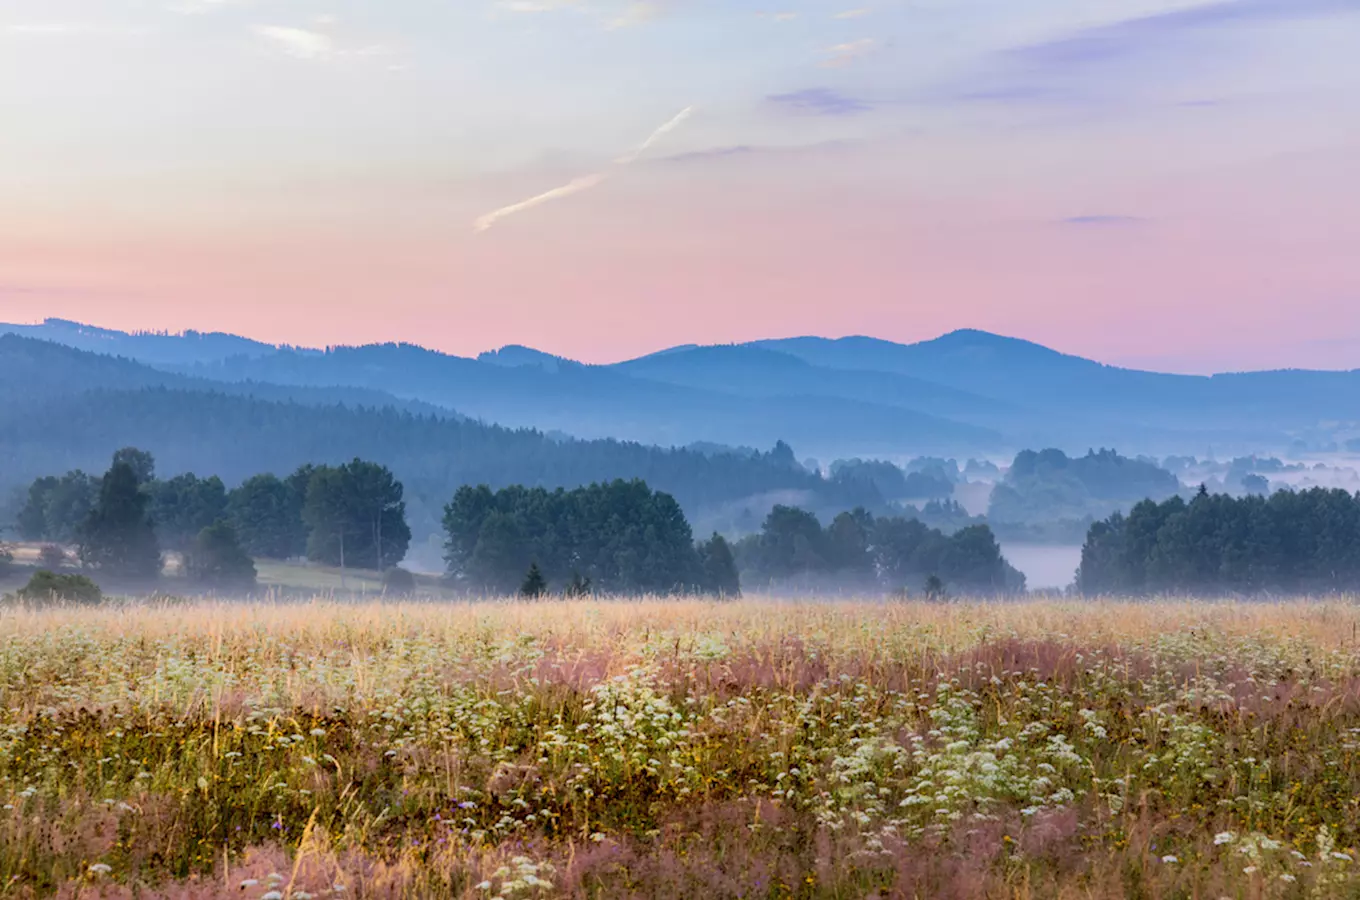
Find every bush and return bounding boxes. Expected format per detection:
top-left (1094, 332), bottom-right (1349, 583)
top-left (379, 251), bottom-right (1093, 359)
top-left (0, 547), bottom-right (13, 578)
top-left (18, 571), bottom-right (102, 605)
top-left (38, 545), bottom-right (67, 570)
top-left (382, 567), bottom-right (417, 595)
top-left (185, 521), bottom-right (257, 590)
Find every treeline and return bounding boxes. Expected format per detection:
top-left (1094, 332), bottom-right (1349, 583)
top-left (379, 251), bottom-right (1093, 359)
top-left (15, 449), bottom-right (411, 589)
top-left (989, 448), bottom-right (1181, 526)
top-left (442, 481), bottom-right (739, 597)
top-left (14, 450), bottom-right (744, 597)
top-left (0, 379), bottom-right (862, 540)
top-left (1078, 487), bottom-right (1360, 595)
top-left (734, 506), bottom-right (1025, 595)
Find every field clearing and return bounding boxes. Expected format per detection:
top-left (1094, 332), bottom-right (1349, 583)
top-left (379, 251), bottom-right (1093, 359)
top-left (4, 598), bottom-right (1360, 898)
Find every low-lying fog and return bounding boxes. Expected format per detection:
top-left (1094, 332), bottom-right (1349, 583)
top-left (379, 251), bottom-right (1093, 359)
top-left (1000, 543), bottom-right (1082, 592)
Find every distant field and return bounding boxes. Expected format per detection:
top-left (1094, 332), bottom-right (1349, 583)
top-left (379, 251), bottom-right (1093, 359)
top-left (3, 598), bottom-right (1360, 898)
top-left (1, 543), bottom-right (443, 597)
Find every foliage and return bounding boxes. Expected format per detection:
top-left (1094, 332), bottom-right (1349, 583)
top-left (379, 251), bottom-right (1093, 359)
top-left (381, 566), bottom-right (417, 595)
top-left (990, 448), bottom-right (1181, 525)
top-left (0, 379), bottom-right (873, 544)
top-left (303, 459), bottom-right (411, 571)
top-left (443, 480), bottom-right (733, 596)
top-left (112, 446), bottom-right (156, 485)
top-left (520, 563), bottom-right (548, 598)
top-left (696, 533), bottom-right (741, 598)
top-left (15, 471), bottom-right (97, 542)
top-left (1078, 486), bottom-right (1360, 595)
top-left (146, 473), bottom-right (229, 551)
top-left (736, 505), bottom-right (1025, 594)
top-left (0, 547), bottom-right (11, 578)
top-left (830, 458), bottom-right (910, 501)
top-left (77, 459), bottom-right (162, 579)
top-left (227, 471), bottom-right (309, 560)
top-left (563, 570), bottom-right (593, 598)
top-left (3, 600), bottom-right (1360, 898)
top-left (184, 521), bottom-right (258, 590)
top-left (14, 570), bottom-right (102, 605)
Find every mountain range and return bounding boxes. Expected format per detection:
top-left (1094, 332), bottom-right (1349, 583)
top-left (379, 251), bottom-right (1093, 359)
top-left (4, 317), bottom-right (1359, 460)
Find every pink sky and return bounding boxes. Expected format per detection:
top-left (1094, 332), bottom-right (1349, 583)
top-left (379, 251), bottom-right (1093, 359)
top-left (3, 1), bottom-right (1359, 373)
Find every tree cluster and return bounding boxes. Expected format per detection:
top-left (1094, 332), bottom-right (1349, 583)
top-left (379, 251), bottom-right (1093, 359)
top-left (14, 449), bottom-right (413, 589)
top-left (734, 506), bottom-right (1025, 595)
top-left (442, 480), bottom-right (740, 597)
top-left (989, 448), bottom-right (1181, 525)
top-left (1077, 486), bottom-right (1360, 595)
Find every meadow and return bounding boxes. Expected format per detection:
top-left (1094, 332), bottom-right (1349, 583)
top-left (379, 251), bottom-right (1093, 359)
top-left (3, 598), bottom-right (1360, 899)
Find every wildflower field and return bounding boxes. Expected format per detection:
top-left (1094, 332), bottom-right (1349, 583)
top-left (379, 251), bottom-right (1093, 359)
top-left (4, 599), bottom-right (1360, 899)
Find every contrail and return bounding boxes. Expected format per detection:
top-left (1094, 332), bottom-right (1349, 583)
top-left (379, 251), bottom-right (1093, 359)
top-left (474, 173), bottom-right (607, 234)
top-left (474, 105), bottom-right (695, 233)
top-left (615, 105), bottom-right (695, 166)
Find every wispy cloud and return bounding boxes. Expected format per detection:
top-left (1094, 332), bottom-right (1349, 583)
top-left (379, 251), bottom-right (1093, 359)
top-left (254, 25), bottom-right (334, 59)
top-left (768, 87), bottom-right (870, 116)
top-left (475, 105), bottom-right (695, 232)
top-left (251, 22), bottom-right (397, 65)
top-left (938, 0), bottom-right (1360, 108)
top-left (660, 145), bottom-right (755, 163)
top-left (821, 37), bottom-right (877, 67)
top-left (1060, 215), bottom-right (1149, 226)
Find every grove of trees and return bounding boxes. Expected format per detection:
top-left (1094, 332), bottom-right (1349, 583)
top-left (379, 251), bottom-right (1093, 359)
top-left (734, 505), bottom-right (1025, 595)
top-left (442, 480), bottom-right (740, 596)
top-left (989, 448), bottom-right (1181, 526)
top-left (13, 449), bottom-right (413, 589)
top-left (1077, 486), bottom-right (1360, 595)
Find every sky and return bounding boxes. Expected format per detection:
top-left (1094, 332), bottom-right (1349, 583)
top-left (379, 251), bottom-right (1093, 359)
top-left (2, 0), bottom-right (1359, 373)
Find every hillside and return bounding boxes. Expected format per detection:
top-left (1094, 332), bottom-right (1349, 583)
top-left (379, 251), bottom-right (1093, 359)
top-left (7, 319), bottom-right (1360, 456)
top-left (0, 337), bottom-right (883, 544)
top-left (0, 334), bottom-right (455, 418)
top-left (164, 343), bottom-right (1001, 456)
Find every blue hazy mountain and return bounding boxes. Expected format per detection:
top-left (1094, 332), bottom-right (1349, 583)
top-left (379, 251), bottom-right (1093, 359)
top-left (6, 319), bottom-right (1358, 455)
top-left (168, 342), bottom-right (1000, 455)
top-left (0, 318), bottom-right (294, 366)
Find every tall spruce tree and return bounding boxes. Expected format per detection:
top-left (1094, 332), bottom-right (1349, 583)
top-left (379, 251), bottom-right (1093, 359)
top-left (79, 460), bottom-right (161, 578)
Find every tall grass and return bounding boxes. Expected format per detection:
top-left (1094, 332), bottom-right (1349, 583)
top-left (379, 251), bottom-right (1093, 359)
top-left (3, 597), bottom-right (1360, 898)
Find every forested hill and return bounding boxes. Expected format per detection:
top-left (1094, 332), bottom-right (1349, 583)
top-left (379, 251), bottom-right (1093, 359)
top-left (0, 334), bottom-right (453, 419)
top-left (0, 336), bottom-right (872, 541)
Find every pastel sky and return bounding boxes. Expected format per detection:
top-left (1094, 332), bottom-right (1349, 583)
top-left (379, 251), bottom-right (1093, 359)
top-left (2, 0), bottom-right (1359, 372)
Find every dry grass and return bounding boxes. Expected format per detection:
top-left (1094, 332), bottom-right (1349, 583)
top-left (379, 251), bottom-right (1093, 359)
top-left (3, 596), bottom-right (1360, 899)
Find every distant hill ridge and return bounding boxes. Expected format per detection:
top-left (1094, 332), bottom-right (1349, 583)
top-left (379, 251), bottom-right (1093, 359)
top-left (3, 318), bottom-right (1359, 456)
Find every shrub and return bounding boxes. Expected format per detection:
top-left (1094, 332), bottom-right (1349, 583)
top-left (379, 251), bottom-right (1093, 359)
top-left (185, 521), bottom-right (257, 590)
top-left (17, 571), bottom-right (102, 605)
top-left (382, 567), bottom-right (417, 595)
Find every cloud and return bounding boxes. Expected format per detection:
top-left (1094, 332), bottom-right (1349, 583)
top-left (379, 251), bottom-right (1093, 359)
top-left (1010, 0), bottom-right (1360, 71)
top-left (474, 105), bottom-right (695, 232)
top-left (767, 87), bottom-right (871, 116)
top-left (941, 0), bottom-right (1360, 106)
top-left (1060, 215), bottom-right (1149, 226)
top-left (251, 23), bottom-right (397, 64)
top-left (659, 145), bottom-right (755, 163)
top-left (821, 37), bottom-right (877, 67)
top-left (475, 174), bottom-right (608, 232)
top-left (253, 25), bottom-right (334, 59)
